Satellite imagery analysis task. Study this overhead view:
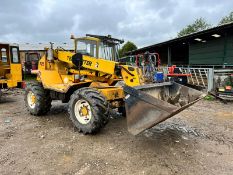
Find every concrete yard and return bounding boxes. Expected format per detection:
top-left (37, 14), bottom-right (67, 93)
top-left (0, 89), bottom-right (233, 175)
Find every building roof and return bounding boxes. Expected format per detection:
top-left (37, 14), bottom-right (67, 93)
top-left (18, 42), bottom-right (74, 51)
top-left (130, 22), bottom-right (233, 54)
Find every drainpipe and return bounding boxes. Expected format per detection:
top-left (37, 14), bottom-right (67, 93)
top-left (223, 32), bottom-right (227, 68)
top-left (167, 46), bottom-right (171, 66)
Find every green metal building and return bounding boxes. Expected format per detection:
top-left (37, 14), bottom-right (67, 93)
top-left (129, 22), bottom-right (233, 67)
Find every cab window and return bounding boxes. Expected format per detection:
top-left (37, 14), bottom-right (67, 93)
top-left (76, 40), bottom-right (97, 57)
top-left (26, 53), bottom-right (40, 62)
top-left (1, 48), bottom-right (7, 63)
top-left (99, 42), bottom-right (114, 61)
top-left (11, 47), bottom-right (20, 63)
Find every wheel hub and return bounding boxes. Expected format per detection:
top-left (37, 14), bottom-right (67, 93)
top-left (27, 91), bottom-right (36, 109)
top-left (74, 99), bottom-right (92, 125)
top-left (80, 106), bottom-right (89, 116)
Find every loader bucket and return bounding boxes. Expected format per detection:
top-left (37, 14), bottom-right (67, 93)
top-left (123, 82), bottom-right (206, 135)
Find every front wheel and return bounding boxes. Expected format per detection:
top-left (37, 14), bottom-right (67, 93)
top-left (24, 82), bottom-right (52, 116)
top-left (68, 87), bottom-right (109, 134)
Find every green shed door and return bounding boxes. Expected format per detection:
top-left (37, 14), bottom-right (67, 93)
top-left (189, 37), bottom-right (224, 65)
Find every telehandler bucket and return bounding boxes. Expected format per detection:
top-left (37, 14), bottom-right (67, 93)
top-left (123, 82), bottom-right (206, 135)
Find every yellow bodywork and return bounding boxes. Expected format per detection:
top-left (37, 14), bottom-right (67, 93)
top-left (0, 43), bottom-right (22, 89)
top-left (35, 36), bottom-right (144, 105)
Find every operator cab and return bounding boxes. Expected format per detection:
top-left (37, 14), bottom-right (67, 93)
top-left (0, 43), bottom-right (20, 79)
top-left (73, 34), bottom-right (124, 62)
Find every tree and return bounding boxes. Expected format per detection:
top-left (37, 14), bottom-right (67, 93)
top-left (219, 11), bottom-right (233, 25)
top-left (119, 41), bottom-right (137, 58)
top-left (177, 18), bottom-right (212, 37)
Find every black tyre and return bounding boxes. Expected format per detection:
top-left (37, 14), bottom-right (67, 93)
top-left (24, 82), bottom-right (52, 116)
top-left (68, 87), bottom-right (109, 134)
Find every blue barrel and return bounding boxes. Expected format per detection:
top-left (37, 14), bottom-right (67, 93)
top-left (154, 72), bottom-right (164, 82)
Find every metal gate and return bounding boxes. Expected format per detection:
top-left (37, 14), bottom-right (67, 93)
top-left (162, 67), bottom-right (214, 92)
top-left (179, 67), bottom-right (214, 91)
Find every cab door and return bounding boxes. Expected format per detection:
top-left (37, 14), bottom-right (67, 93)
top-left (9, 46), bottom-right (22, 87)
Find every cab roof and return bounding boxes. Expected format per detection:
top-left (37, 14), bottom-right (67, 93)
top-left (0, 42), bottom-right (19, 47)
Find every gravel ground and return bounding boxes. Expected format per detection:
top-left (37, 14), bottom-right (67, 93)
top-left (0, 89), bottom-right (233, 175)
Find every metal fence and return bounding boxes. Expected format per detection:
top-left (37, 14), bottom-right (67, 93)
top-left (162, 67), bottom-right (214, 92)
top-left (180, 67), bottom-right (214, 92)
top-left (162, 67), bottom-right (233, 92)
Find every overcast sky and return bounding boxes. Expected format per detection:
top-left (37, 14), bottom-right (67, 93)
top-left (0, 0), bottom-right (233, 47)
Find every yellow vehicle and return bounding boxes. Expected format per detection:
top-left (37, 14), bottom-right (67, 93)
top-left (24, 34), bottom-right (204, 135)
top-left (0, 43), bottom-right (22, 100)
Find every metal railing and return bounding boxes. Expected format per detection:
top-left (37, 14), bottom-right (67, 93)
top-left (162, 67), bottom-right (214, 92)
top-left (181, 67), bottom-right (214, 92)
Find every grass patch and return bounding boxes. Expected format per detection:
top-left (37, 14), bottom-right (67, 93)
top-left (23, 74), bottom-right (37, 81)
top-left (204, 94), bottom-right (215, 101)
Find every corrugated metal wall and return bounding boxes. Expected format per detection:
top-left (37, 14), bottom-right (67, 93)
top-left (189, 38), bottom-right (224, 65)
top-left (189, 33), bottom-right (233, 65)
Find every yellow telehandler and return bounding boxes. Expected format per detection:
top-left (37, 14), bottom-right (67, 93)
top-left (24, 34), bottom-right (205, 135)
top-left (0, 43), bottom-right (22, 100)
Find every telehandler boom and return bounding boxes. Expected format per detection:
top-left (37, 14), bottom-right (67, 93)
top-left (25, 34), bottom-right (204, 135)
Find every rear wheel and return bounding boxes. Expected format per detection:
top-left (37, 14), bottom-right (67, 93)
top-left (68, 87), bottom-right (109, 134)
top-left (24, 82), bottom-right (52, 116)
